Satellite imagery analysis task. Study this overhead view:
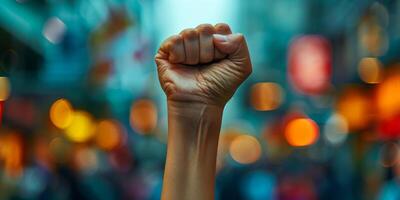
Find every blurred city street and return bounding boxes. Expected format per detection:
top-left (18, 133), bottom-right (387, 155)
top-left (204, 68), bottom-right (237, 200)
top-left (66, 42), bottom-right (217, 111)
top-left (0, 0), bottom-right (400, 199)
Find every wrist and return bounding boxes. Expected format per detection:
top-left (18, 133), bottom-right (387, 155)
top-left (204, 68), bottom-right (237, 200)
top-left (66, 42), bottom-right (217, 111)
top-left (166, 100), bottom-right (224, 164)
top-left (167, 100), bottom-right (224, 118)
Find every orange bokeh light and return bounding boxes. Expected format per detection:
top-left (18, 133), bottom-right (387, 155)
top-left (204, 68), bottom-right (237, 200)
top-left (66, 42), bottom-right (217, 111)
top-left (229, 135), bottom-right (261, 164)
top-left (95, 120), bottom-right (123, 151)
top-left (376, 74), bottom-right (400, 119)
top-left (50, 98), bottom-right (74, 129)
top-left (0, 133), bottom-right (23, 177)
top-left (358, 57), bottom-right (383, 84)
top-left (337, 87), bottom-right (371, 131)
top-left (250, 82), bottom-right (284, 111)
top-left (130, 99), bottom-right (157, 134)
top-left (284, 118), bottom-right (319, 147)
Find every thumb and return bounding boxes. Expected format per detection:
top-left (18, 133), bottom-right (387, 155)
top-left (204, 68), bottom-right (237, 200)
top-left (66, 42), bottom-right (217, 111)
top-left (213, 33), bottom-right (249, 59)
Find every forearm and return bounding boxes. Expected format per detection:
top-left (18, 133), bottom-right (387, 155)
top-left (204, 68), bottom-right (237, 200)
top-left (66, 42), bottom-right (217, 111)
top-left (161, 101), bottom-right (223, 200)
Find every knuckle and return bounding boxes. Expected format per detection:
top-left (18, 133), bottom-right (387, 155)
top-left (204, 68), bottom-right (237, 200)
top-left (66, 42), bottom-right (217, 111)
top-left (169, 36), bottom-right (183, 51)
top-left (164, 35), bottom-right (177, 44)
top-left (214, 23), bottom-right (231, 33)
top-left (160, 35), bottom-right (177, 52)
top-left (170, 35), bottom-right (183, 44)
top-left (180, 28), bottom-right (198, 39)
top-left (196, 24), bottom-right (215, 34)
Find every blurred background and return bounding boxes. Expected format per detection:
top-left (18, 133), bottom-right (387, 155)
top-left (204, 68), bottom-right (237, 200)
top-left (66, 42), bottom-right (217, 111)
top-left (0, 0), bottom-right (400, 199)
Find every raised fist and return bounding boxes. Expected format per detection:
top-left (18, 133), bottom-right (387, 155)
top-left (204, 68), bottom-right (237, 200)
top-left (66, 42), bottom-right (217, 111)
top-left (155, 23), bottom-right (252, 106)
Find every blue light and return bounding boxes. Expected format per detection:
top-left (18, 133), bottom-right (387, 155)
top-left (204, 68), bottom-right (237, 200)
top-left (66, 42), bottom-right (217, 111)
top-left (241, 170), bottom-right (276, 200)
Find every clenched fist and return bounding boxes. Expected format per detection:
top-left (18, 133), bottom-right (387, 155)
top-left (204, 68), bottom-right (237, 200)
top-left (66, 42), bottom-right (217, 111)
top-left (155, 23), bottom-right (252, 106)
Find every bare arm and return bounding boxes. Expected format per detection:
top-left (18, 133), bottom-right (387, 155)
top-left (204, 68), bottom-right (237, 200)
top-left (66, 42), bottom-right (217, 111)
top-left (162, 102), bottom-right (222, 200)
top-left (155, 23), bottom-right (252, 200)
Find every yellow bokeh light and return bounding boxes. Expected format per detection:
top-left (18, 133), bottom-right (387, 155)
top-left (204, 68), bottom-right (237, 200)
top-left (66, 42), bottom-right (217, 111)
top-left (0, 77), bottom-right (11, 101)
top-left (229, 135), bottom-right (261, 164)
top-left (337, 88), bottom-right (371, 131)
top-left (65, 111), bottom-right (95, 143)
top-left (376, 74), bottom-right (400, 119)
top-left (130, 99), bottom-right (157, 134)
top-left (250, 82), bottom-right (284, 111)
top-left (284, 118), bottom-right (319, 147)
top-left (95, 120), bottom-right (123, 151)
top-left (50, 99), bottom-right (74, 129)
top-left (358, 57), bottom-right (383, 84)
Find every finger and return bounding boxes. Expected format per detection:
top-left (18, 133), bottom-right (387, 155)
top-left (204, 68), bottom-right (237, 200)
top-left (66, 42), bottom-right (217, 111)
top-left (167, 35), bottom-right (185, 63)
top-left (213, 33), bottom-right (252, 74)
top-left (180, 28), bottom-right (200, 65)
top-left (213, 34), bottom-right (244, 54)
top-left (155, 35), bottom-right (180, 71)
top-left (196, 24), bottom-right (215, 64)
top-left (214, 23), bottom-right (232, 60)
top-left (157, 35), bottom-right (178, 60)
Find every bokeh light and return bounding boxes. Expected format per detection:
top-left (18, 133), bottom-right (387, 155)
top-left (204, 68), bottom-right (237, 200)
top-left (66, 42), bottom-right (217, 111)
top-left (65, 111), bottom-right (96, 143)
top-left (130, 99), bottom-right (157, 134)
top-left (277, 177), bottom-right (317, 200)
top-left (43, 17), bottom-right (66, 44)
top-left (323, 113), bottom-right (348, 145)
top-left (288, 35), bottom-right (331, 95)
top-left (73, 146), bottom-right (98, 174)
top-left (358, 6), bottom-right (389, 56)
top-left (379, 142), bottom-right (400, 167)
top-left (19, 167), bottom-right (47, 198)
top-left (358, 57), bottom-right (383, 84)
top-left (229, 135), bottom-right (261, 164)
top-left (336, 87), bottom-right (371, 131)
top-left (0, 133), bottom-right (23, 177)
top-left (49, 98), bottom-right (74, 129)
top-left (0, 77), bottom-right (11, 101)
top-left (0, 1), bottom-right (399, 199)
top-left (95, 119), bottom-right (123, 151)
top-left (108, 146), bottom-right (133, 173)
top-left (378, 114), bottom-right (400, 140)
top-left (241, 171), bottom-right (276, 200)
top-left (375, 73), bottom-right (400, 119)
top-left (284, 118), bottom-right (319, 147)
top-left (250, 82), bottom-right (284, 111)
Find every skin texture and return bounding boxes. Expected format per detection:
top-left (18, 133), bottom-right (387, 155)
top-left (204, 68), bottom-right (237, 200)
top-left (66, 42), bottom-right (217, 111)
top-left (155, 23), bottom-right (252, 200)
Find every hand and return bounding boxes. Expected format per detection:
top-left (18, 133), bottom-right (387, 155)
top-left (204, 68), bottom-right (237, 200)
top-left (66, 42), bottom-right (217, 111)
top-left (155, 23), bottom-right (252, 106)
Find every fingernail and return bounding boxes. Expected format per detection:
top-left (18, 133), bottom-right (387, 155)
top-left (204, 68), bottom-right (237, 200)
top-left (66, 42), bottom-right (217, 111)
top-left (213, 34), bottom-right (228, 42)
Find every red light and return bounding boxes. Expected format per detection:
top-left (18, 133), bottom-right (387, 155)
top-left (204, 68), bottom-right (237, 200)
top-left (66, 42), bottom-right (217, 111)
top-left (379, 114), bottom-right (400, 140)
top-left (288, 35), bottom-right (332, 95)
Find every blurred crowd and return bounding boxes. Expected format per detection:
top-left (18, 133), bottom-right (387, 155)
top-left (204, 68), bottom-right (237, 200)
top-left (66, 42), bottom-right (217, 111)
top-left (0, 0), bottom-right (400, 199)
